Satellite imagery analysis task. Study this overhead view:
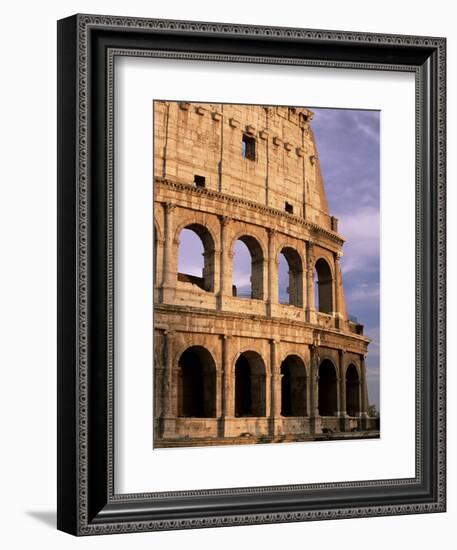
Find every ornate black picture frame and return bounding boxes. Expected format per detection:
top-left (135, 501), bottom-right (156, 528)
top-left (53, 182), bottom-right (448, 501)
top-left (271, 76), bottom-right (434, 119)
top-left (57, 14), bottom-right (446, 535)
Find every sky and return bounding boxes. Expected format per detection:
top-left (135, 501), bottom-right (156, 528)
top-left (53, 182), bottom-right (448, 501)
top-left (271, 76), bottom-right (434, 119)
top-left (311, 108), bottom-right (380, 411)
top-left (177, 107), bottom-right (380, 411)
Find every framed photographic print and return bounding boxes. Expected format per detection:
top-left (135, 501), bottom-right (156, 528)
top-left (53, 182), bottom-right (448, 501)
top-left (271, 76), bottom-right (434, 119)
top-left (57, 14), bottom-right (446, 535)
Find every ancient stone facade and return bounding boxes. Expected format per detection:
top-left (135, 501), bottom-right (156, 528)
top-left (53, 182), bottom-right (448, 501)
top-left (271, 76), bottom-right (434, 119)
top-left (153, 101), bottom-right (378, 447)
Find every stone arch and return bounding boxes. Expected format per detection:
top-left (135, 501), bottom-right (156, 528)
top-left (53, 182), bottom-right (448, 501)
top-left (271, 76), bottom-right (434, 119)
top-left (176, 222), bottom-right (216, 292)
top-left (279, 350), bottom-right (309, 373)
top-left (154, 217), bottom-right (164, 242)
top-left (318, 358), bottom-right (338, 416)
top-left (277, 246), bottom-right (304, 307)
top-left (346, 363), bottom-right (360, 417)
top-left (177, 346), bottom-right (216, 418)
top-left (234, 350), bottom-right (266, 417)
top-left (280, 354), bottom-right (307, 416)
top-left (174, 216), bottom-right (219, 248)
top-left (231, 234), bottom-right (265, 300)
top-left (173, 338), bottom-right (220, 370)
top-left (314, 257), bottom-right (334, 314)
top-left (343, 360), bottom-right (361, 380)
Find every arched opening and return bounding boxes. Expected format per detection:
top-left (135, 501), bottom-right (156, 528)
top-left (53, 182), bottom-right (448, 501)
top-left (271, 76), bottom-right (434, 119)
top-left (177, 224), bottom-right (215, 292)
top-left (278, 247), bottom-right (303, 306)
top-left (234, 351), bottom-right (266, 417)
top-left (232, 236), bottom-right (264, 299)
top-left (346, 364), bottom-right (360, 417)
top-left (314, 258), bottom-right (333, 313)
top-left (177, 346), bottom-right (216, 418)
top-left (280, 355), bottom-right (307, 416)
top-left (318, 359), bottom-right (338, 416)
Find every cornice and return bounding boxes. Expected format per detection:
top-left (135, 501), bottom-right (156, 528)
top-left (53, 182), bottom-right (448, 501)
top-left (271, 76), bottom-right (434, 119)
top-left (155, 177), bottom-right (345, 246)
top-left (154, 303), bottom-right (370, 347)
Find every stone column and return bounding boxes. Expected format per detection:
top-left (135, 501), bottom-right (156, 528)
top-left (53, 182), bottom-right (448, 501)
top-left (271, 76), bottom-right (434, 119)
top-left (160, 330), bottom-right (176, 438)
top-left (221, 335), bottom-right (233, 437)
top-left (333, 251), bottom-right (343, 328)
top-left (203, 244), bottom-right (220, 294)
top-left (260, 258), bottom-right (269, 302)
top-left (218, 216), bottom-right (232, 310)
top-left (309, 342), bottom-right (322, 434)
top-left (154, 236), bottom-right (165, 287)
top-left (338, 349), bottom-right (347, 431)
top-left (267, 229), bottom-right (278, 316)
top-left (305, 240), bottom-right (316, 322)
top-left (162, 330), bottom-right (174, 417)
top-left (338, 349), bottom-right (347, 410)
top-left (298, 243), bottom-right (307, 309)
top-left (170, 366), bottom-right (179, 418)
top-left (306, 364), bottom-right (312, 417)
top-left (360, 354), bottom-right (369, 429)
top-left (215, 371), bottom-right (223, 420)
top-left (161, 202), bottom-right (176, 303)
top-left (153, 235), bottom-right (165, 304)
top-left (269, 339), bottom-right (282, 436)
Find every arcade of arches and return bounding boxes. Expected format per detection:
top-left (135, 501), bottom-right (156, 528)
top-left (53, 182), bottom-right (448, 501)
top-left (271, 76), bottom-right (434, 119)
top-left (157, 220), bottom-right (339, 319)
top-left (153, 102), bottom-right (377, 446)
top-left (154, 203), bottom-right (376, 444)
top-left (156, 334), bottom-right (372, 442)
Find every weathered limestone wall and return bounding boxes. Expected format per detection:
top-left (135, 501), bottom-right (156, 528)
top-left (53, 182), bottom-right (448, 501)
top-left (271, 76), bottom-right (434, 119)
top-left (153, 101), bottom-right (375, 446)
top-left (154, 101), bottom-right (332, 228)
top-left (153, 309), bottom-right (370, 442)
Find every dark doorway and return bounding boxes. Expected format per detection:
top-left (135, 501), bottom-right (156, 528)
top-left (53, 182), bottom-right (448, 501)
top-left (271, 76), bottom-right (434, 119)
top-left (235, 355), bottom-right (251, 416)
top-left (318, 359), bottom-right (338, 416)
top-left (177, 346), bottom-right (216, 417)
top-left (234, 351), bottom-right (266, 417)
top-left (280, 355), bottom-right (307, 416)
top-left (346, 364), bottom-right (360, 416)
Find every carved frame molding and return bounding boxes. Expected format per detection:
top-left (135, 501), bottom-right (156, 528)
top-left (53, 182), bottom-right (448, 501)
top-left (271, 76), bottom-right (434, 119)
top-left (57, 13), bottom-right (446, 535)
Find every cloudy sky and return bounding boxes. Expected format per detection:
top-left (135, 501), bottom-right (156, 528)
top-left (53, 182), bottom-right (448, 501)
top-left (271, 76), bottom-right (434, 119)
top-left (311, 108), bottom-right (380, 411)
top-left (177, 107), bottom-right (380, 411)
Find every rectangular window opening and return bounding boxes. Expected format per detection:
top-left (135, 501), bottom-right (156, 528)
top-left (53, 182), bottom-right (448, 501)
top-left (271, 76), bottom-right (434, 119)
top-left (194, 175), bottom-right (206, 188)
top-left (285, 202), bottom-right (294, 214)
top-left (242, 134), bottom-right (256, 161)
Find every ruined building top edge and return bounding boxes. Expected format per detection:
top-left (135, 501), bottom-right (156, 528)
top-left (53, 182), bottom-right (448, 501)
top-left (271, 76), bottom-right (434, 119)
top-left (153, 101), bottom-right (338, 234)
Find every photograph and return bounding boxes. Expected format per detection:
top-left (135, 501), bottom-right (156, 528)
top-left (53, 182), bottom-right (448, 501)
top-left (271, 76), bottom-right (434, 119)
top-left (54, 10), bottom-right (445, 536)
top-left (0, 0), bottom-right (451, 544)
top-left (153, 100), bottom-right (381, 448)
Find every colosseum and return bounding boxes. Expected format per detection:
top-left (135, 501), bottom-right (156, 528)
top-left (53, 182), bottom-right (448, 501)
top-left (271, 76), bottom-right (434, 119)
top-left (153, 101), bottom-right (379, 448)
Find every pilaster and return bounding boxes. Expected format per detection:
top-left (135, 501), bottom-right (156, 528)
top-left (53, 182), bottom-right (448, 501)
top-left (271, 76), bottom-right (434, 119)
top-left (269, 339), bottom-right (282, 435)
top-left (309, 341), bottom-right (322, 434)
top-left (305, 240), bottom-right (316, 323)
top-left (160, 329), bottom-right (177, 438)
top-left (267, 228), bottom-right (278, 316)
top-left (217, 215), bottom-right (232, 310)
top-left (160, 202), bottom-right (177, 303)
top-left (220, 334), bottom-right (233, 437)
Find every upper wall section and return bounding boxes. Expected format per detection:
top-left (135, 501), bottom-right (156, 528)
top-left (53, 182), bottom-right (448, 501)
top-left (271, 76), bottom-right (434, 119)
top-left (154, 101), bottom-right (335, 230)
